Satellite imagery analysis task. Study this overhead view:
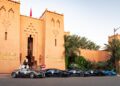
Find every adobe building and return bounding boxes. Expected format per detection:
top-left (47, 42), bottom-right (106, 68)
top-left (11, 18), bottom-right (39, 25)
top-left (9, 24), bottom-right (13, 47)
top-left (108, 34), bottom-right (120, 42)
top-left (0, 0), bottom-right (65, 73)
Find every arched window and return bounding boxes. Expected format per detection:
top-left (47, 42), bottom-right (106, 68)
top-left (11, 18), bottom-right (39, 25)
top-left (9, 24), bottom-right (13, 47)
top-left (0, 6), bottom-right (6, 11)
top-left (8, 8), bottom-right (14, 19)
top-left (0, 6), bottom-right (6, 17)
top-left (55, 38), bottom-right (57, 46)
top-left (8, 8), bottom-right (14, 13)
top-left (56, 20), bottom-right (60, 28)
top-left (51, 18), bottom-right (55, 27)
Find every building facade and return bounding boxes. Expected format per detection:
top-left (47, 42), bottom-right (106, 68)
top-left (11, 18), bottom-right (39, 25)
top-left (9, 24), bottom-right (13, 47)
top-left (0, 0), bottom-right (65, 73)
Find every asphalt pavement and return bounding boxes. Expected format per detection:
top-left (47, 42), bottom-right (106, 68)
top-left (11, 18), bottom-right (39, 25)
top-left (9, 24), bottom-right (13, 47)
top-left (0, 75), bottom-right (120, 86)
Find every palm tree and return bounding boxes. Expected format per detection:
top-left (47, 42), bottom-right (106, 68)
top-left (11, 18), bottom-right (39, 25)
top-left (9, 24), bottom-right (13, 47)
top-left (79, 37), bottom-right (88, 49)
top-left (64, 35), bottom-right (81, 68)
top-left (79, 37), bottom-right (100, 50)
top-left (64, 35), bottom-right (81, 56)
top-left (87, 41), bottom-right (100, 50)
top-left (105, 39), bottom-right (120, 73)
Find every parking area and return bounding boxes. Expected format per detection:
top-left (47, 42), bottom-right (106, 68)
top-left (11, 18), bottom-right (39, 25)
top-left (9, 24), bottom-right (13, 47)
top-left (0, 75), bottom-right (120, 86)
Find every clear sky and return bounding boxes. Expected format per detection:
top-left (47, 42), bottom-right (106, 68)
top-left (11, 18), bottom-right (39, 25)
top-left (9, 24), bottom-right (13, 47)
top-left (20, 0), bottom-right (120, 48)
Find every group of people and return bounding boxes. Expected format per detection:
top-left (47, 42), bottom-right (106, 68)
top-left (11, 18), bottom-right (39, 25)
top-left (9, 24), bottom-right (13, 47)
top-left (19, 58), bottom-right (46, 70)
top-left (19, 58), bottom-right (30, 69)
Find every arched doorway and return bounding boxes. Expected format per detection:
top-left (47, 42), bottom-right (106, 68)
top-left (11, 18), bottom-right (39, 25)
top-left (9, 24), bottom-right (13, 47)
top-left (26, 35), bottom-right (34, 68)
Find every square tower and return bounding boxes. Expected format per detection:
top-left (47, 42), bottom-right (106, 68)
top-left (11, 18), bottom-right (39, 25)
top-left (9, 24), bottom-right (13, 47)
top-left (41, 10), bottom-right (65, 70)
top-left (0, 0), bottom-right (20, 73)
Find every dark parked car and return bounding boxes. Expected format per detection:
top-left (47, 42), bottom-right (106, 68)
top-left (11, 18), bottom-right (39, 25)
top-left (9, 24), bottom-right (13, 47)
top-left (83, 70), bottom-right (92, 77)
top-left (68, 69), bottom-right (84, 77)
top-left (94, 70), bottom-right (106, 76)
top-left (11, 68), bottom-right (45, 78)
top-left (102, 70), bottom-right (117, 76)
top-left (84, 70), bottom-right (105, 77)
top-left (44, 68), bottom-right (69, 77)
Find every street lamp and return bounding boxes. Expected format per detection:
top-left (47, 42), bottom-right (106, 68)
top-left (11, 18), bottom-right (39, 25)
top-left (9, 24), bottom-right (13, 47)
top-left (114, 27), bottom-right (120, 36)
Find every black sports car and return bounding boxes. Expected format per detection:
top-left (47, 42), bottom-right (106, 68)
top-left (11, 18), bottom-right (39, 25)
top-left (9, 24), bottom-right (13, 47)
top-left (68, 69), bottom-right (84, 77)
top-left (11, 68), bottom-right (45, 78)
top-left (84, 70), bottom-right (105, 77)
top-left (44, 68), bottom-right (69, 77)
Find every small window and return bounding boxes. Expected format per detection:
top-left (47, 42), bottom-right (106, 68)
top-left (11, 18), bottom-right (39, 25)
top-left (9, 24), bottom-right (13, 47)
top-left (55, 39), bottom-right (57, 46)
top-left (5, 32), bottom-right (7, 40)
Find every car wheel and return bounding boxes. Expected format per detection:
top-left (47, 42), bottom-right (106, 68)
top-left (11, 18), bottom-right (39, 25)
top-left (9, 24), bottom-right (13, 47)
top-left (42, 73), bottom-right (45, 78)
top-left (30, 73), bottom-right (35, 78)
top-left (11, 72), bottom-right (17, 78)
top-left (80, 73), bottom-right (84, 77)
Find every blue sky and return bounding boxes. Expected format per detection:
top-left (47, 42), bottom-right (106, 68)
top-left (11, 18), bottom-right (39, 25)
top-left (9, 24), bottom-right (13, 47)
top-left (20, 0), bottom-right (120, 48)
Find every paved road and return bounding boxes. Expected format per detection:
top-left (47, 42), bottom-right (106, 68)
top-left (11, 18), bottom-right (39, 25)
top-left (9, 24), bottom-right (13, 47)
top-left (0, 76), bottom-right (120, 86)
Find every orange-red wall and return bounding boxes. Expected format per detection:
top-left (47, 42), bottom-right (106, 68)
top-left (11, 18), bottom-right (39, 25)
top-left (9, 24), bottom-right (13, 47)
top-left (80, 49), bottom-right (110, 62)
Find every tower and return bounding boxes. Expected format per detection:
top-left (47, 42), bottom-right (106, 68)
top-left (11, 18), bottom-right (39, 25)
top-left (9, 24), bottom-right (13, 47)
top-left (41, 10), bottom-right (65, 70)
top-left (0, 0), bottom-right (20, 73)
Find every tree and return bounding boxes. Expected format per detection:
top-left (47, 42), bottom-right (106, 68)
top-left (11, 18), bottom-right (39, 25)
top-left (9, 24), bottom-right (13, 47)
top-left (105, 39), bottom-right (120, 73)
top-left (64, 34), bottom-right (100, 69)
top-left (79, 37), bottom-right (100, 50)
top-left (64, 35), bottom-right (81, 68)
top-left (64, 35), bottom-right (81, 57)
top-left (74, 56), bottom-right (92, 70)
top-left (91, 62), bottom-right (108, 70)
top-left (64, 35), bottom-right (100, 57)
top-left (87, 41), bottom-right (100, 50)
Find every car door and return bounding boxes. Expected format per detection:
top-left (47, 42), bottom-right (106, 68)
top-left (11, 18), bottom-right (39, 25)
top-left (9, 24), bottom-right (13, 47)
top-left (54, 69), bottom-right (60, 77)
top-left (46, 69), bottom-right (55, 77)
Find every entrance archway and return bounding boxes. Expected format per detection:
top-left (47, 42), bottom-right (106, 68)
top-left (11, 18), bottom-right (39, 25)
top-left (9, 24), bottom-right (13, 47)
top-left (26, 35), bottom-right (34, 68)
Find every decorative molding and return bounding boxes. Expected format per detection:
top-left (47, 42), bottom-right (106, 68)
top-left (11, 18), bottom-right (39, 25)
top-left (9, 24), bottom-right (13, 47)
top-left (24, 23), bottom-right (38, 35)
top-left (0, 6), bottom-right (14, 30)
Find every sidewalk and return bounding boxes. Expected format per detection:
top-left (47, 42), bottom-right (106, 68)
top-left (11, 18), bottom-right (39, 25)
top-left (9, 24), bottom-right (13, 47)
top-left (0, 74), bottom-right (10, 78)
